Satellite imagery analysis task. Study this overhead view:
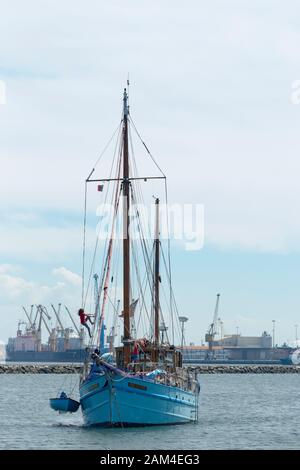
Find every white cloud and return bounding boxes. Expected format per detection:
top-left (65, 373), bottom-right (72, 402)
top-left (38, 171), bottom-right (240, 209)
top-left (0, 264), bottom-right (20, 274)
top-left (2, 1), bottom-right (300, 346)
top-left (1, 0), bottom-right (300, 253)
top-left (0, 264), bottom-right (81, 301)
top-left (53, 266), bottom-right (81, 286)
top-left (0, 264), bottom-right (82, 339)
top-left (0, 269), bottom-right (34, 298)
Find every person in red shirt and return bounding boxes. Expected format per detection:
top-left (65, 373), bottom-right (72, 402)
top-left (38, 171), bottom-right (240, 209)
top-left (131, 342), bottom-right (139, 362)
top-left (78, 308), bottom-right (94, 338)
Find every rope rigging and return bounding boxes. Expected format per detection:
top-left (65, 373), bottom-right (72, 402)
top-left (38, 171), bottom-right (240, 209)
top-left (81, 108), bottom-right (182, 354)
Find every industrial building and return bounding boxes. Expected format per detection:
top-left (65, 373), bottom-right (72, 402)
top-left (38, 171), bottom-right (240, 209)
top-left (184, 293), bottom-right (292, 363)
top-left (182, 332), bottom-right (291, 363)
top-left (215, 332), bottom-right (272, 348)
top-left (215, 332), bottom-right (273, 361)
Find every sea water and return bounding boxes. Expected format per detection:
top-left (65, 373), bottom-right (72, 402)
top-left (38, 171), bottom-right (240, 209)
top-left (0, 373), bottom-right (299, 450)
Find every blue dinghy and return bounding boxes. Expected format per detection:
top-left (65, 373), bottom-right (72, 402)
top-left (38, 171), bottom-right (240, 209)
top-left (50, 393), bottom-right (80, 413)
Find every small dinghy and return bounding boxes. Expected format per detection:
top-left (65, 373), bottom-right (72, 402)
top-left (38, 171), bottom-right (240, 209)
top-left (50, 392), bottom-right (80, 413)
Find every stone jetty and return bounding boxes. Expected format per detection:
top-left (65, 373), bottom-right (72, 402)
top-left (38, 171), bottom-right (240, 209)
top-left (0, 363), bottom-right (300, 374)
top-left (190, 364), bottom-right (300, 374)
top-left (0, 364), bottom-right (83, 374)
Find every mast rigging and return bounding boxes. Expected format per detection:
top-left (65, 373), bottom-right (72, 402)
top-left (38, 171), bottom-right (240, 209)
top-left (122, 88), bottom-right (131, 367)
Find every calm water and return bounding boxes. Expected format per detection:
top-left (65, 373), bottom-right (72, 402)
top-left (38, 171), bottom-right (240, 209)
top-left (0, 373), bottom-right (299, 450)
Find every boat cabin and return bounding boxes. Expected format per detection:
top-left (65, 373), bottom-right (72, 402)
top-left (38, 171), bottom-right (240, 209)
top-left (115, 341), bottom-right (182, 373)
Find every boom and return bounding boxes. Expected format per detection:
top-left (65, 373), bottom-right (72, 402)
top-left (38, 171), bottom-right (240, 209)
top-left (51, 303), bottom-right (64, 331)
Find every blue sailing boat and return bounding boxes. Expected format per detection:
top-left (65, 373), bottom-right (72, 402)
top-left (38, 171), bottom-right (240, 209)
top-left (78, 88), bottom-right (200, 426)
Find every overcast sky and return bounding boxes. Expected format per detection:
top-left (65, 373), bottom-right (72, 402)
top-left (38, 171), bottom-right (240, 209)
top-left (1, 1), bottom-right (300, 346)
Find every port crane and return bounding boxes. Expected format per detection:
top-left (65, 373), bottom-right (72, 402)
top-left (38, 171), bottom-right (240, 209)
top-left (22, 305), bottom-right (35, 330)
top-left (7, 304), bottom-right (87, 358)
top-left (51, 303), bottom-right (64, 332)
top-left (51, 303), bottom-right (74, 349)
top-left (17, 320), bottom-right (27, 334)
top-left (19, 305), bottom-right (52, 349)
top-left (35, 305), bottom-right (52, 351)
top-left (38, 305), bottom-right (52, 335)
top-left (64, 305), bottom-right (85, 349)
top-left (205, 293), bottom-right (220, 359)
top-left (64, 305), bottom-right (81, 335)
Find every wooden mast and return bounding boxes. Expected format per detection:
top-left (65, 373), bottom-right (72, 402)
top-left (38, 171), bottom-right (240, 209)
top-left (122, 88), bottom-right (131, 367)
top-left (154, 198), bottom-right (160, 346)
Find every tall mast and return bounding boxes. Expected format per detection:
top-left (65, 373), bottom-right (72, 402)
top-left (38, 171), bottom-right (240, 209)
top-left (123, 88), bottom-right (131, 367)
top-left (154, 198), bottom-right (160, 345)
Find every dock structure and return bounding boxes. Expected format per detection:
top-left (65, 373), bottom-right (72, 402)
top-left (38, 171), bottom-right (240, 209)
top-left (1, 364), bottom-right (300, 374)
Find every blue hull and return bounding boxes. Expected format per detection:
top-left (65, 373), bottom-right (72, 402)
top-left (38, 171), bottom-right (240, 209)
top-left (6, 349), bottom-right (87, 363)
top-left (50, 397), bottom-right (80, 413)
top-left (80, 371), bottom-right (199, 426)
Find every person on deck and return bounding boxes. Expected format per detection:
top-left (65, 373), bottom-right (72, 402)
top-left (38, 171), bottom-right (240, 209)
top-left (91, 348), bottom-right (100, 360)
top-left (78, 308), bottom-right (94, 338)
top-left (131, 342), bottom-right (139, 362)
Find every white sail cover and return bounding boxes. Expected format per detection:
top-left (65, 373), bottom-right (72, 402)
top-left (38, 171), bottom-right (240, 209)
top-left (119, 299), bottom-right (139, 318)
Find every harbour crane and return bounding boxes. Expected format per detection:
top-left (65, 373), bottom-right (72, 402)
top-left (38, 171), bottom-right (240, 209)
top-left (22, 305), bottom-right (35, 329)
top-left (39, 305), bottom-right (52, 336)
top-left (36, 304), bottom-right (52, 351)
top-left (205, 293), bottom-right (220, 359)
top-left (51, 303), bottom-right (72, 349)
top-left (64, 305), bottom-right (80, 335)
top-left (33, 305), bottom-right (41, 329)
top-left (17, 320), bottom-right (27, 334)
top-left (51, 303), bottom-right (64, 332)
top-left (64, 305), bottom-right (85, 349)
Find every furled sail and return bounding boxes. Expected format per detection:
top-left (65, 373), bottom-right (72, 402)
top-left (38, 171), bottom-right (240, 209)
top-left (119, 298), bottom-right (139, 318)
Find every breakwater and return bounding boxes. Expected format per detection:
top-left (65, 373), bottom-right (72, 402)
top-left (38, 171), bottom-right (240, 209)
top-left (1, 363), bottom-right (300, 374)
top-left (0, 364), bottom-right (82, 374)
top-left (191, 364), bottom-right (300, 374)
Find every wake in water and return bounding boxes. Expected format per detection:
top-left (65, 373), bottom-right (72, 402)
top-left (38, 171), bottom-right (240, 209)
top-left (51, 414), bottom-right (83, 428)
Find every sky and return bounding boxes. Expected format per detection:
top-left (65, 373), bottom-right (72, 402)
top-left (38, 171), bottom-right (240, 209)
top-left (1, 0), bottom-right (300, 346)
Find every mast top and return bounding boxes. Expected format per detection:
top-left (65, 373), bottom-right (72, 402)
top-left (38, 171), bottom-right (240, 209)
top-left (123, 88), bottom-right (129, 118)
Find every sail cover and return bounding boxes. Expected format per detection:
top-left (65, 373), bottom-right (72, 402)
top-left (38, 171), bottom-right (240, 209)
top-left (119, 299), bottom-right (139, 318)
